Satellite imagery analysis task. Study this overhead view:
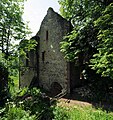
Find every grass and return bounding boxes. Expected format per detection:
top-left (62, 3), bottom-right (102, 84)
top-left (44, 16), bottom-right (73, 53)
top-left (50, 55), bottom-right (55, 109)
top-left (5, 72), bottom-right (113, 120)
top-left (69, 106), bottom-right (113, 120)
top-left (53, 105), bottom-right (113, 120)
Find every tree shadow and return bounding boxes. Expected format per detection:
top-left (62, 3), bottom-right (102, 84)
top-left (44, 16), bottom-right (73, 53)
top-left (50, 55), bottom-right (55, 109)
top-left (64, 82), bottom-right (113, 112)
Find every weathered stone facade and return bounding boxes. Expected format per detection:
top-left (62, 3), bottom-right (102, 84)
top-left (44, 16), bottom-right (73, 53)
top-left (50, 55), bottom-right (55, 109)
top-left (19, 49), bottom-right (38, 88)
top-left (20, 8), bottom-right (81, 94)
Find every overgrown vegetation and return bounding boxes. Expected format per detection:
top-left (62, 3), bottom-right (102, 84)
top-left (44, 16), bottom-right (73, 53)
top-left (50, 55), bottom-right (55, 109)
top-left (0, 0), bottom-right (37, 103)
top-left (0, 87), bottom-right (113, 120)
top-left (59, 0), bottom-right (113, 79)
top-left (0, 0), bottom-right (38, 119)
top-left (53, 106), bottom-right (113, 120)
top-left (59, 0), bottom-right (113, 103)
top-left (0, 87), bottom-right (55, 120)
top-left (0, 0), bottom-right (113, 119)
top-left (90, 3), bottom-right (113, 79)
top-left (0, 62), bottom-right (8, 107)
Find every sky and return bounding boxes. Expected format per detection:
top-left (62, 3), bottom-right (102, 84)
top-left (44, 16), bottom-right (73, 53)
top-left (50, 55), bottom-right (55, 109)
top-left (23, 0), bottom-right (60, 36)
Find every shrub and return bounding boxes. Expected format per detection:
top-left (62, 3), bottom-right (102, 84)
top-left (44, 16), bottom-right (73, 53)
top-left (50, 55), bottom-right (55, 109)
top-left (0, 102), bottom-right (36, 120)
top-left (22, 88), bottom-right (54, 120)
top-left (53, 106), bottom-right (69, 120)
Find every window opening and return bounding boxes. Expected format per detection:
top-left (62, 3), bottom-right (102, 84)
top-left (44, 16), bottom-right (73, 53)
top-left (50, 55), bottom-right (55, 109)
top-left (42, 51), bottom-right (45, 63)
top-left (46, 30), bottom-right (48, 41)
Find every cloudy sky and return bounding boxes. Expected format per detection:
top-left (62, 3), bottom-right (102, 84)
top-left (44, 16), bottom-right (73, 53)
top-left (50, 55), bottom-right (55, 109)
top-left (23, 0), bottom-right (60, 36)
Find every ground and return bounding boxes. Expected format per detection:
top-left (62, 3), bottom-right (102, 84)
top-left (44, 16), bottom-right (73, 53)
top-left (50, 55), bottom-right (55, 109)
top-left (56, 85), bottom-right (113, 112)
top-left (58, 98), bottom-right (92, 107)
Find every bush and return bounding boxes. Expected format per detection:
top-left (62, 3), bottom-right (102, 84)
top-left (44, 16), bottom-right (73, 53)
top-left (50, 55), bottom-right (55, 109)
top-left (0, 87), bottom-right (55, 120)
top-left (21, 88), bottom-right (54, 120)
top-left (0, 102), bottom-right (36, 120)
top-left (53, 106), bottom-right (69, 120)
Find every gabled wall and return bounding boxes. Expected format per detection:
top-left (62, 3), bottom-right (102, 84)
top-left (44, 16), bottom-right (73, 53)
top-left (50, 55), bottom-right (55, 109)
top-left (20, 8), bottom-right (81, 94)
top-left (37, 8), bottom-right (71, 93)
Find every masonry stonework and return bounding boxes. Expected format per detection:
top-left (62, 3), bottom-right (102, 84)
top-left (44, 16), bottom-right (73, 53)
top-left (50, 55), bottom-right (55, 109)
top-left (37, 8), bottom-right (71, 93)
top-left (20, 8), bottom-right (80, 94)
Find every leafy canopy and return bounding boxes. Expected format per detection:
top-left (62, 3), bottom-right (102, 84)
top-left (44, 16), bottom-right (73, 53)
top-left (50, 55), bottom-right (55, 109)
top-left (59, 0), bottom-right (113, 79)
top-left (0, 0), bottom-right (33, 72)
top-left (0, 0), bottom-right (37, 96)
top-left (90, 3), bottom-right (113, 78)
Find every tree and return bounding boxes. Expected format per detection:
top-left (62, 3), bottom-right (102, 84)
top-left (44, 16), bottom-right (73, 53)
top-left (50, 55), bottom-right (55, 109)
top-left (0, 62), bottom-right (8, 106)
top-left (0, 0), bottom-right (31, 71)
top-left (59, 0), bottom-right (104, 61)
top-left (90, 3), bottom-right (113, 79)
top-left (0, 0), bottom-right (33, 98)
top-left (59, 0), bottom-right (113, 79)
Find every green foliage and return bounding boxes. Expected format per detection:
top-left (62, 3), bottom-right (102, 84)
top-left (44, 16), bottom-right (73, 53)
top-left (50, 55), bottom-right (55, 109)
top-left (53, 106), bottom-right (113, 120)
top-left (69, 107), bottom-right (113, 120)
top-left (0, 0), bottom-right (30, 56)
top-left (0, 0), bottom-right (32, 69)
top-left (19, 38), bottom-right (38, 62)
top-left (0, 87), bottom-right (55, 120)
top-left (53, 106), bottom-right (69, 120)
top-left (0, 0), bottom-right (38, 101)
top-left (21, 88), bottom-right (54, 120)
top-left (58, 0), bottom-right (105, 26)
top-left (0, 102), bottom-right (36, 120)
top-left (1, 87), bottom-right (113, 120)
top-left (59, 0), bottom-right (113, 79)
top-left (0, 61), bottom-right (9, 107)
top-left (90, 3), bottom-right (113, 79)
top-left (59, 0), bottom-right (105, 63)
top-left (60, 22), bottom-right (97, 62)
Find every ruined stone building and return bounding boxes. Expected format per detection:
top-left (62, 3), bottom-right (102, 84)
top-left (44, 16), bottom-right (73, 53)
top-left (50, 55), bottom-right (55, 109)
top-left (20, 8), bottom-right (81, 95)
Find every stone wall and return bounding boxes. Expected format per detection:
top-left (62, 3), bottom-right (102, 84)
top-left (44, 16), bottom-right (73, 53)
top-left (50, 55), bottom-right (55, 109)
top-left (19, 50), bottom-right (38, 88)
top-left (20, 8), bottom-right (81, 94)
top-left (37, 8), bottom-right (71, 92)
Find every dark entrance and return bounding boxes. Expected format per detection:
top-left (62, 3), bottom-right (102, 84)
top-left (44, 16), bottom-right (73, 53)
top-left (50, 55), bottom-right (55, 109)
top-left (50, 82), bottom-right (62, 96)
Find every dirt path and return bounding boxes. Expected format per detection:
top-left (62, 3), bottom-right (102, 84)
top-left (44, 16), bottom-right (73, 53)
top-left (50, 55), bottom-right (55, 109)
top-left (58, 98), bottom-right (92, 107)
